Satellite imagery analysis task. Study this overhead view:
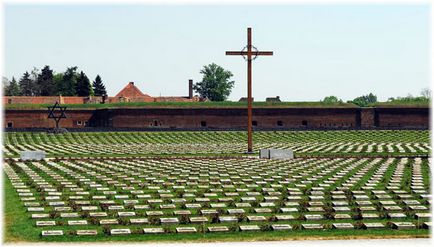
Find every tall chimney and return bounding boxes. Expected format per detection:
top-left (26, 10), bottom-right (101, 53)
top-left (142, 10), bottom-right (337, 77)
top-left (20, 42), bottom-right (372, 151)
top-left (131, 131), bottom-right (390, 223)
top-left (188, 79), bottom-right (193, 99)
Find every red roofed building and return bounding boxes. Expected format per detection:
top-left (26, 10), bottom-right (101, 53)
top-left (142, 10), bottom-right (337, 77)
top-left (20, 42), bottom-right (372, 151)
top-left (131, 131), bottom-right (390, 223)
top-left (115, 82), bottom-right (150, 98)
top-left (109, 82), bottom-right (154, 103)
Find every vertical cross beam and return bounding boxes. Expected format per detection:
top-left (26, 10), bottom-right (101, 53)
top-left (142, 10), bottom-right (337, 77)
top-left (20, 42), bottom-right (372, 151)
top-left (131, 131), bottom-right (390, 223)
top-left (225, 27), bottom-right (273, 154)
top-left (247, 28), bottom-right (253, 153)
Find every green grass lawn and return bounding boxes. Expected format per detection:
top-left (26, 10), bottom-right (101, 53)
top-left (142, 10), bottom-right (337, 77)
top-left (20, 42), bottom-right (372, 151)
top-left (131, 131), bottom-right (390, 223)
top-left (3, 174), bottom-right (429, 243)
top-left (3, 129), bottom-right (431, 242)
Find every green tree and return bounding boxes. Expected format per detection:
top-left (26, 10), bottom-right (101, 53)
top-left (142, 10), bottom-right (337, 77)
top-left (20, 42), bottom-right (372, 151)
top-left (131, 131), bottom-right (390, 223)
top-left (350, 93), bottom-right (377, 107)
top-left (420, 88), bottom-right (431, 99)
top-left (193, 63), bottom-right (235, 101)
top-left (92, 75), bottom-right (107, 96)
top-left (36, 65), bottom-right (56, 96)
top-left (29, 67), bottom-right (40, 95)
top-left (53, 73), bottom-right (64, 95)
top-left (76, 71), bottom-right (92, 96)
top-left (5, 77), bottom-right (20, 96)
top-left (58, 66), bottom-right (78, 96)
top-left (19, 71), bottom-right (35, 96)
top-left (321, 96), bottom-right (342, 104)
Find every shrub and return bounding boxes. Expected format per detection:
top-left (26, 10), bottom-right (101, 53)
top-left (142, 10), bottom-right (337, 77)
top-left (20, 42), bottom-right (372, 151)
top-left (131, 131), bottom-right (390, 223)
top-left (268, 215), bottom-right (278, 222)
top-left (292, 224), bottom-right (301, 230)
top-left (148, 215), bottom-right (160, 225)
top-left (102, 225), bottom-right (111, 235)
top-left (88, 216), bottom-right (99, 225)
top-left (118, 217), bottom-right (129, 225)
top-left (211, 214), bottom-right (219, 223)
top-left (228, 224), bottom-right (238, 232)
top-left (260, 223), bottom-right (272, 231)
top-left (131, 228), bottom-right (142, 234)
top-left (163, 227), bottom-right (174, 233)
top-left (353, 221), bottom-right (365, 230)
top-left (236, 213), bottom-right (245, 222)
top-left (179, 214), bottom-right (189, 224)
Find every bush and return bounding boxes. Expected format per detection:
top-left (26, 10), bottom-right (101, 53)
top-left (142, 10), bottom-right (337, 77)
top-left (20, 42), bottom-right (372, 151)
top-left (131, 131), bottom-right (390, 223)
top-left (236, 213), bottom-right (245, 222)
top-left (88, 216), bottom-right (99, 225)
top-left (118, 217), bottom-right (129, 225)
top-left (131, 228), bottom-right (142, 234)
top-left (268, 215), bottom-right (278, 222)
top-left (148, 215), bottom-right (160, 225)
top-left (102, 225), bottom-right (111, 235)
top-left (228, 224), bottom-right (238, 232)
top-left (260, 223), bottom-right (272, 231)
top-left (179, 214), bottom-right (189, 224)
top-left (164, 227), bottom-right (174, 233)
top-left (353, 221), bottom-right (366, 230)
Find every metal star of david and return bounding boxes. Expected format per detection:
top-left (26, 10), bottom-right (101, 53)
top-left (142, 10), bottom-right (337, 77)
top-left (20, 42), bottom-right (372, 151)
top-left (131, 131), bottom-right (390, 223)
top-left (47, 101), bottom-right (67, 129)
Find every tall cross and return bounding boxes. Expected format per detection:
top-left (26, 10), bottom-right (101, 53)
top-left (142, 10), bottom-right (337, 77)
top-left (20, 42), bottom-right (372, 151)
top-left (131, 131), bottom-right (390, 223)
top-left (226, 27), bottom-right (273, 153)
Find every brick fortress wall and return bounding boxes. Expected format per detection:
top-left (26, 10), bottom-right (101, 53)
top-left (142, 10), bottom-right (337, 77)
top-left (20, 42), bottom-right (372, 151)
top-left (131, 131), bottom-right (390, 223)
top-left (4, 107), bottom-right (429, 129)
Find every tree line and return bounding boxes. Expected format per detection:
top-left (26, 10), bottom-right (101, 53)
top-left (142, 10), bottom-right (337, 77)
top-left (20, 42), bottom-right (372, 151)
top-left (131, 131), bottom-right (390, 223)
top-left (322, 89), bottom-right (431, 107)
top-left (3, 66), bottom-right (107, 97)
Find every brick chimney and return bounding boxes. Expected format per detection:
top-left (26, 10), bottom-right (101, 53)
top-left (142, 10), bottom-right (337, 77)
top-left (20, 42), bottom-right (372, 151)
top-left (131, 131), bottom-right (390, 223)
top-left (188, 79), bottom-right (193, 99)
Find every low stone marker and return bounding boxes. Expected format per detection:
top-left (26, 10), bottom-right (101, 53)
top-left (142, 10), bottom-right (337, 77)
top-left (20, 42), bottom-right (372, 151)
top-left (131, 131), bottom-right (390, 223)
top-left (76, 230), bottom-right (98, 236)
top-left (41, 230), bottom-right (63, 237)
top-left (392, 222), bottom-right (416, 230)
top-left (332, 223), bottom-right (354, 229)
top-left (110, 229), bottom-right (131, 235)
top-left (276, 215), bottom-right (295, 221)
top-left (219, 216), bottom-right (238, 223)
top-left (271, 224), bottom-right (292, 231)
top-left (130, 218), bottom-right (149, 224)
top-left (36, 221), bottom-right (56, 227)
top-left (189, 217), bottom-right (208, 223)
top-left (247, 216), bottom-right (267, 222)
top-left (68, 220), bottom-right (88, 226)
top-left (240, 225), bottom-right (260, 231)
top-left (21, 151), bottom-right (46, 161)
top-left (208, 226), bottom-right (229, 232)
top-left (143, 228), bottom-right (165, 234)
top-left (334, 214), bottom-right (351, 219)
top-left (31, 214), bottom-right (50, 219)
top-left (160, 218), bottom-right (179, 224)
top-left (302, 224), bottom-right (323, 230)
top-left (363, 222), bottom-right (385, 229)
top-left (100, 219), bottom-right (119, 225)
top-left (260, 149), bottom-right (294, 159)
top-left (176, 227), bottom-right (197, 233)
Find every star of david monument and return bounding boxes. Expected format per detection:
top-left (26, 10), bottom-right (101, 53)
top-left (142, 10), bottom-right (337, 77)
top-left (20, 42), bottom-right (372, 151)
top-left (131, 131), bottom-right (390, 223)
top-left (47, 101), bottom-right (68, 133)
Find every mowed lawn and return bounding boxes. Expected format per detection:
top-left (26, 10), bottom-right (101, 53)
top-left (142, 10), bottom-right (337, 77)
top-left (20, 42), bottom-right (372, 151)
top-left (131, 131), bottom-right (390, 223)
top-left (3, 130), bottom-right (431, 242)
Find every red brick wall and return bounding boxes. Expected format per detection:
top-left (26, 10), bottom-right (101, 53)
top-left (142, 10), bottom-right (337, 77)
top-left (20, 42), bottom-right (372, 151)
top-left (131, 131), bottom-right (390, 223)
top-left (5, 110), bottom-right (94, 128)
top-left (375, 107), bottom-right (429, 128)
top-left (4, 107), bottom-right (429, 129)
top-left (109, 108), bottom-right (359, 129)
top-left (360, 108), bottom-right (375, 128)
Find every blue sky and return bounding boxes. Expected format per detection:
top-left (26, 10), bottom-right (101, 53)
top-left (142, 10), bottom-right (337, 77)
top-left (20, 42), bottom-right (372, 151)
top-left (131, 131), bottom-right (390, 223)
top-left (4, 4), bottom-right (430, 101)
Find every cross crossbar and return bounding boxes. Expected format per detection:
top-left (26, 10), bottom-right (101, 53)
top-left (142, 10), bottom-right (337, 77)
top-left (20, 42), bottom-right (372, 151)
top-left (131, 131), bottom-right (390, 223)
top-left (226, 51), bottom-right (274, 56)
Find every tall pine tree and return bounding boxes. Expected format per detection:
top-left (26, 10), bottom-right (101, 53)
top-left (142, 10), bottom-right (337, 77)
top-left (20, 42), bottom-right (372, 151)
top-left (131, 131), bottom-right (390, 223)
top-left (58, 67), bottom-right (78, 96)
top-left (19, 72), bottom-right (35, 96)
top-left (92, 75), bottom-right (107, 96)
top-left (5, 77), bottom-right (21, 96)
top-left (76, 71), bottom-right (92, 96)
top-left (37, 65), bottom-right (56, 96)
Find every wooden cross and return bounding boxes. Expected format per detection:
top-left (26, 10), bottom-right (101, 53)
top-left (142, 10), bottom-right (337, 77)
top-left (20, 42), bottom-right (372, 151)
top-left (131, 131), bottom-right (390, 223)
top-left (226, 27), bottom-right (273, 153)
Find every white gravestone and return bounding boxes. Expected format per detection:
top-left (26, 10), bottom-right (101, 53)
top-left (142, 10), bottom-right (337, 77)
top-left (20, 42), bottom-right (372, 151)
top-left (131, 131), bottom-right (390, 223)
top-left (20, 151), bottom-right (46, 161)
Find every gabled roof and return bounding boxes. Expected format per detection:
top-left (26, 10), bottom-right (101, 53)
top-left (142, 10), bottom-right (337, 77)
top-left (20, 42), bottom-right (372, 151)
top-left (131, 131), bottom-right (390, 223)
top-left (115, 82), bottom-right (151, 98)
